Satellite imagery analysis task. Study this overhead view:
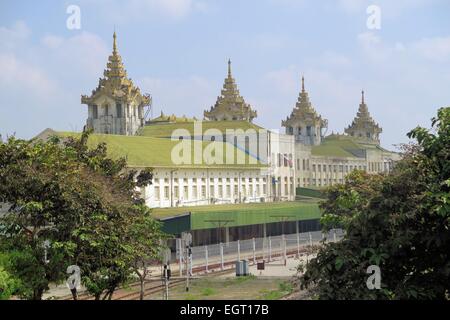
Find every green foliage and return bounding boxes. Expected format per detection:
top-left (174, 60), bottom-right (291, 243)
top-left (259, 281), bottom-right (293, 300)
top-left (299, 107), bottom-right (450, 300)
top-left (0, 130), bottom-right (163, 300)
top-left (0, 253), bottom-right (21, 300)
top-left (201, 287), bottom-right (216, 296)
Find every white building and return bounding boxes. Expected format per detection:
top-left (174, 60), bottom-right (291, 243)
top-left (51, 32), bottom-right (402, 209)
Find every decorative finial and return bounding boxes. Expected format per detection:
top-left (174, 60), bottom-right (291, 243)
top-left (361, 90), bottom-right (365, 104)
top-left (113, 31), bottom-right (117, 54)
top-left (302, 75), bottom-right (305, 93)
top-left (228, 58), bottom-right (232, 77)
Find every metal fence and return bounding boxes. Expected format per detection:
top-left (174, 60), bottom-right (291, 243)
top-left (174, 229), bottom-right (344, 275)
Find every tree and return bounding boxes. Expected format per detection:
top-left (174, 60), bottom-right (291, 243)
top-left (0, 131), bottom-right (163, 300)
top-left (0, 253), bottom-right (21, 300)
top-left (126, 206), bottom-right (165, 300)
top-left (299, 107), bottom-right (450, 300)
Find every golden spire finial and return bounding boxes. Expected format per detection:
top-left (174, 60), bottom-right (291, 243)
top-left (228, 59), bottom-right (232, 77)
top-left (302, 75), bottom-right (305, 93)
top-left (113, 31), bottom-right (117, 54)
top-left (361, 90), bottom-right (365, 104)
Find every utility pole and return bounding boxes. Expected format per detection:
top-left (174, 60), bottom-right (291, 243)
top-left (182, 232), bottom-right (192, 292)
top-left (162, 248), bottom-right (171, 300)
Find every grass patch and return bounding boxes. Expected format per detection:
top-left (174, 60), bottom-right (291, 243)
top-left (259, 281), bottom-right (294, 300)
top-left (201, 288), bottom-right (216, 296)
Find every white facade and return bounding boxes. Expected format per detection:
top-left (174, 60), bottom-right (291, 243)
top-left (144, 167), bottom-right (271, 208)
top-left (86, 96), bottom-right (145, 135)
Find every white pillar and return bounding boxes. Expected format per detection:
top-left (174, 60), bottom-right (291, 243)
top-left (309, 232), bottom-right (313, 247)
top-left (205, 245), bottom-right (208, 273)
top-left (178, 238), bottom-right (183, 276)
top-left (237, 239), bottom-right (241, 262)
top-left (252, 238), bottom-right (256, 265)
top-left (296, 232), bottom-right (300, 258)
top-left (333, 229), bottom-right (337, 242)
top-left (189, 253), bottom-right (193, 276)
top-left (220, 243), bottom-right (224, 271)
top-left (268, 236), bottom-right (272, 262)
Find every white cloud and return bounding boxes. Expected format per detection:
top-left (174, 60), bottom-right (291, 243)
top-left (80, 0), bottom-right (207, 22)
top-left (412, 37), bottom-right (450, 62)
top-left (0, 53), bottom-right (56, 100)
top-left (357, 32), bottom-right (406, 62)
top-left (139, 75), bottom-right (217, 118)
top-left (41, 32), bottom-right (109, 81)
top-left (0, 20), bottom-right (30, 51)
top-left (337, 0), bottom-right (441, 17)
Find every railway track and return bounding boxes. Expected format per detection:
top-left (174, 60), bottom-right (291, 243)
top-left (62, 267), bottom-right (235, 300)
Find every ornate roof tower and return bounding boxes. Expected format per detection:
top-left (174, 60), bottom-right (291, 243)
top-left (204, 59), bottom-right (257, 122)
top-left (345, 91), bottom-right (382, 143)
top-left (81, 32), bottom-right (151, 135)
top-left (282, 76), bottom-right (328, 145)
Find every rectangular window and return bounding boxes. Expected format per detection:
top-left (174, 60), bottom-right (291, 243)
top-left (226, 185), bottom-right (231, 197)
top-left (93, 105), bottom-right (98, 119)
top-left (183, 186), bottom-right (188, 199)
top-left (201, 185), bottom-right (206, 198)
top-left (116, 103), bottom-right (122, 118)
top-left (164, 186), bottom-right (169, 200)
top-left (174, 186), bottom-right (179, 199)
top-left (192, 186), bottom-right (197, 199)
top-left (154, 186), bottom-right (160, 200)
top-left (210, 185), bottom-right (214, 197)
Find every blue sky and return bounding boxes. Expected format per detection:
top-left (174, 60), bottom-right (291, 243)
top-left (1, 0), bottom-right (450, 149)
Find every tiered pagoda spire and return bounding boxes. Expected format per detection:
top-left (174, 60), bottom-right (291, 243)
top-left (81, 32), bottom-right (151, 135)
top-left (345, 90), bottom-right (382, 143)
top-left (282, 76), bottom-right (327, 145)
top-left (81, 32), bottom-right (150, 107)
top-left (203, 59), bottom-right (257, 122)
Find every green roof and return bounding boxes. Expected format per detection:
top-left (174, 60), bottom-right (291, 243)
top-left (141, 120), bottom-right (263, 138)
top-left (152, 200), bottom-right (322, 230)
top-left (312, 135), bottom-right (375, 158)
top-left (56, 132), bottom-right (265, 169)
